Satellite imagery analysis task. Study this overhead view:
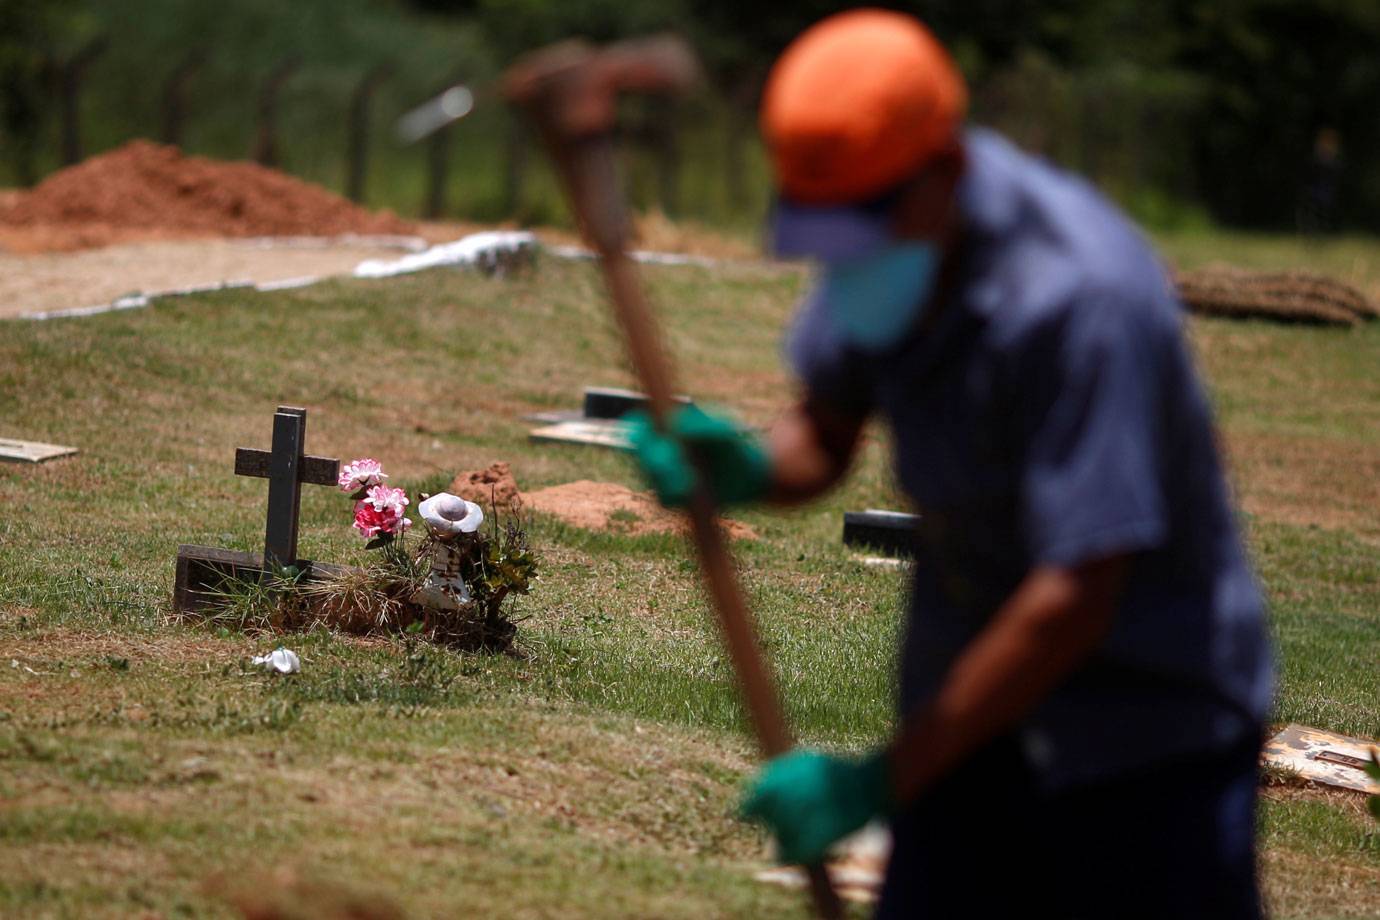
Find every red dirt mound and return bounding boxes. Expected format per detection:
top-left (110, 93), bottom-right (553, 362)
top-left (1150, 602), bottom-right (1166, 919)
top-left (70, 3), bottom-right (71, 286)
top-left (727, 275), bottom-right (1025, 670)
top-left (0, 140), bottom-right (412, 253)
top-left (448, 461), bottom-right (524, 514)
top-left (445, 465), bottom-right (756, 539)
top-left (523, 480), bottom-right (756, 540)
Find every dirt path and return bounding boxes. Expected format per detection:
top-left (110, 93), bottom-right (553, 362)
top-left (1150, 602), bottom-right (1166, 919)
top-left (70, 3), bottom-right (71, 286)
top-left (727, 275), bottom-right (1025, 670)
top-left (0, 237), bottom-right (426, 319)
top-left (0, 219), bottom-right (767, 320)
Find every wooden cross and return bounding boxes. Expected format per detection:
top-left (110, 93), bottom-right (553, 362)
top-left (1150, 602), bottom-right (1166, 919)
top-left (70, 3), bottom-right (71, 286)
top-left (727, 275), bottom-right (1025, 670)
top-left (173, 406), bottom-right (347, 614)
top-left (234, 406), bottom-right (340, 567)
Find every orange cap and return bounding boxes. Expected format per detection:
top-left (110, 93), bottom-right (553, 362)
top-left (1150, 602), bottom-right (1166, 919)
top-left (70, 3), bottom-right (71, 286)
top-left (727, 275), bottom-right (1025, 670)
top-left (760, 9), bottom-right (967, 205)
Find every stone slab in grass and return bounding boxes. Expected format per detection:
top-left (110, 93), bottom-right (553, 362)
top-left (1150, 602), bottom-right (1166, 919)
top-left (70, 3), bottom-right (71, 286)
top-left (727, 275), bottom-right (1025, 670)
top-left (1263, 724), bottom-right (1380, 795)
top-left (0, 437), bottom-right (78, 464)
top-left (843, 509), bottom-right (920, 558)
top-left (523, 385), bottom-right (691, 425)
top-left (582, 385), bottom-right (692, 420)
top-left (529, 417), bottom-right (631, 449)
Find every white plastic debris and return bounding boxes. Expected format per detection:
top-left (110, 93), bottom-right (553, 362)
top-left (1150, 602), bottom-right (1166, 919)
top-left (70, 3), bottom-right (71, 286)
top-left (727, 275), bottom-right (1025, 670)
top-left (352, 231), bottom-right (536, 278)
top-left (254, 275), bottom-right (323, 292)
top-left (23, 293), bottom-right (150, 322)
top-left (544, 242), bottom-right (724, 268)
top-left (251, 648), bottom-right (301, 674)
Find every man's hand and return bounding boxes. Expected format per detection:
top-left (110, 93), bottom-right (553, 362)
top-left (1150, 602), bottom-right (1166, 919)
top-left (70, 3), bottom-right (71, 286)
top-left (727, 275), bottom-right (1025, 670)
top-left (625, 405), bottom-right (771, 508)
top-left (740, 749), bottom-right (892, 865)
top-left (764, 397), bottom-right (865, 505)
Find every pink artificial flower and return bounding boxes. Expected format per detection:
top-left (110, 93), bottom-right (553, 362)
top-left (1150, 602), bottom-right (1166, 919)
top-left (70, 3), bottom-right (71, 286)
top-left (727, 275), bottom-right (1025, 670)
top-left (352, 499), bottom-right (412, 539)
top-left (364, 484), bottom-right (409, 516)
top-left (338, 458), bottom-right (387, 493)
top-left (352, 484), bottom-right (412, 539)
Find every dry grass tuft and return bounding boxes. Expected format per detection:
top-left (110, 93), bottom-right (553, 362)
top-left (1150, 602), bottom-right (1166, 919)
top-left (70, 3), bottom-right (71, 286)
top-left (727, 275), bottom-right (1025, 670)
top-left (1177, 266), bottom-right (1378, 326)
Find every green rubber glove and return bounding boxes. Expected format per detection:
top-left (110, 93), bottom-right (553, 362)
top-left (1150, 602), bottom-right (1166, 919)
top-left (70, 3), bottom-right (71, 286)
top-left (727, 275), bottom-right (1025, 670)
top-left (624, 405), bottom-right (771, 509)
top-left (740, 749), bottom-right (892, 866)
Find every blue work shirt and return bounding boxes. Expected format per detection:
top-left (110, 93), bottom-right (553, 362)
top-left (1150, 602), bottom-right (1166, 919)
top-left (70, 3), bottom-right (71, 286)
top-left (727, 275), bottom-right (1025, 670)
top-left (786, 129), bottom-right (1274, 789)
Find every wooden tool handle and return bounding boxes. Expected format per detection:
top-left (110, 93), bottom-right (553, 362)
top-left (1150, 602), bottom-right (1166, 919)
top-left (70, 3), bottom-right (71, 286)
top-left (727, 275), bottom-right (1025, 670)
top-left (572, 147), bottom-right (844, 920)
top-left (511, 80), bottom-right (844, 917)
top-left (602, 251), bottom-right (796, 756)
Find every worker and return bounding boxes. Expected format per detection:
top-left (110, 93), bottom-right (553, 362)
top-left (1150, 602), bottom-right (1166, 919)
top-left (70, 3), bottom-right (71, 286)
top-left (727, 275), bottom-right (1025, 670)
top-left (627, 9), bottom-right (1273, 918)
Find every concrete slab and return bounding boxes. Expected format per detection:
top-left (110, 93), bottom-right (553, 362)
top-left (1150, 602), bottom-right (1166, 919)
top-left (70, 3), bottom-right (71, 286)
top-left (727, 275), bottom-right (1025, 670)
top-left (0, 438), bottom-right (78, 464)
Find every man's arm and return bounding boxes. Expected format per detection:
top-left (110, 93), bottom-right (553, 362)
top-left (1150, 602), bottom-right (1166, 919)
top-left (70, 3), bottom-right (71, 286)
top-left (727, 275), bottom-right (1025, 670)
top-left (765, 397), bottom-right (866, 505)
top-left (885, 555), bottom-right (1128, 803)
top-left (739, 555), bottom-right (1130, 864)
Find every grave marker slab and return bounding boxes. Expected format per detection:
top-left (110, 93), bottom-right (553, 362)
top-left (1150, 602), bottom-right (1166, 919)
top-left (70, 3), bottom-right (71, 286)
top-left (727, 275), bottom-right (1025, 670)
top-left (1261, 724), bottom-right (1380, 795)
top-left (0, 438), bottom-right (79, 464)
top-left (173, 406), bottom-right (347, 614)
top-left (582, 385), bottom-right (691, 420)
top-left (524, 385), bottom-right (692, 425)
top-left (528, 418), bottom-right (632, 449)
top-left (842, 509), bottom-right (920, 558)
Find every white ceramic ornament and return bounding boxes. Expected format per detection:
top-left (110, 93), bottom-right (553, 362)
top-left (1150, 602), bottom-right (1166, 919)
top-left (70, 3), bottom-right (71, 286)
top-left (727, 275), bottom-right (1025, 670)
top-left (418, 492), bottom-right (484, 536)
top-left (415, 492), bottom-right (482, 611)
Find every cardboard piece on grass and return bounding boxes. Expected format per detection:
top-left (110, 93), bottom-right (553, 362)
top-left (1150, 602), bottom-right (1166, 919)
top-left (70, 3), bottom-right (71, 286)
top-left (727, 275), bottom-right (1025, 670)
top-left (1262, 724), bottom-right (1380, 794)
top-left (0, 438), bottom-right (79, 464)
top-left (529, 418), bottom-right (631, 450)
top-left (755, 822), bottom-right (889, 904)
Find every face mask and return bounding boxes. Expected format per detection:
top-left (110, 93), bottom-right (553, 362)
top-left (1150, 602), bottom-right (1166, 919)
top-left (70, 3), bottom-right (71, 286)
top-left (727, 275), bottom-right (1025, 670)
top-left (822, 242), bottom-right (941, 351)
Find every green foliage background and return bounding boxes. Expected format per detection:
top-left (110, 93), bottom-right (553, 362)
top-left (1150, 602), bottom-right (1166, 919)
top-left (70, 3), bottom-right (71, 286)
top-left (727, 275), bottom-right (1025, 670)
top-left (3, 0), bottom-right (1380, 232)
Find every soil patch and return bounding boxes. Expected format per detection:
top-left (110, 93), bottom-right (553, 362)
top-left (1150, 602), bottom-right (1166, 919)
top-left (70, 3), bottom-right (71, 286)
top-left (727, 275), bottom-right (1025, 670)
top-left (0, 140), bottom-right (412, 254)
top-left (1222, 429), bottom-right (1380, 542)
top-left (448, 461), bottom-right (524, 515)
top-left (0, 238), bottom-right (420, 319)
top-left (523, 480), bottom-right (756, 540)
top-left (447, 464), bottom-right (754, 539)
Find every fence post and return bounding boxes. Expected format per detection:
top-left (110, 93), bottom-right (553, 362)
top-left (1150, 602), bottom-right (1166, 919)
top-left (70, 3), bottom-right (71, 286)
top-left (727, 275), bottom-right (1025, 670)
top-left (503, 110), bottom-right (528, 219)
top-left (424, 127), bottom-right (450, 219)
top-left (346, 63), bottom-right (391, 203)
top-left (421, 73), bottom-right (465, 220)
top-left (722, 74), bottom-right (760, 220)
top-left (654, 99), bottom-right (681, 218)
top-left (161, 50), bottom-right (203, 148)
top-left (253, 57), bottom-right (300, 167)
top-left (4, 56), bottom-right (48, 186)
top-left (59, 36), bottom-right (109, 166)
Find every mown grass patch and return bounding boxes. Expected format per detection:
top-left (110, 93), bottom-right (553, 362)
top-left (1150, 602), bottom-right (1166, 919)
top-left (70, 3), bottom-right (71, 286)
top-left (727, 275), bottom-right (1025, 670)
top-left (2, 234), bottom-right (1378, 916)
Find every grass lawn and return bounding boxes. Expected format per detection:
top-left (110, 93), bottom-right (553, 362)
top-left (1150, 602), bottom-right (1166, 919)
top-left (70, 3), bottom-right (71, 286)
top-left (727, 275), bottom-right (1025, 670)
top-left (1, 232), bottom-right (1378, 917)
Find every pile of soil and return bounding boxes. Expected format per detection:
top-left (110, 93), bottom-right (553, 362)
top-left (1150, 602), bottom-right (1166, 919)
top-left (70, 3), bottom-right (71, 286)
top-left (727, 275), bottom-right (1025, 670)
top-left (1176, 267), bottom-right (1378, 327)
top-left (0, 140), bottom-right (412, 253)
top-left (448, 461), bottom-right (525, 515)
top-left (447, 463), bottom-right (756, 540)
top-left (523, 480), bottom-right (757, 540)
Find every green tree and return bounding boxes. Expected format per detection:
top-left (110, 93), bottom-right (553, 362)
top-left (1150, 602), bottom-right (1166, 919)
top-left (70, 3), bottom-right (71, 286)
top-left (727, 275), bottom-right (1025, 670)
top-left (1172, 0), bottom-right (1380, 229)
top-left (0, 0), bottom-right (85, 185)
